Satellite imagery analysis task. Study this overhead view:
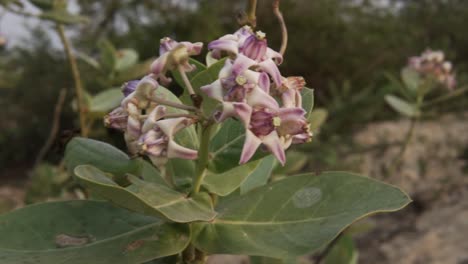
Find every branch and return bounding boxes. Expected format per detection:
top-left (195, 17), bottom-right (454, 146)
top-left (273, 0), bottom-right (288, 56)
top-left (56, 24), bottom-right (88, 137)
top-left (33, 89), bottom-right (67, 168)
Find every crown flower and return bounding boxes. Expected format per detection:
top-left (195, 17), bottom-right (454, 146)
top-left (408, 49), bottom-right (456, 89)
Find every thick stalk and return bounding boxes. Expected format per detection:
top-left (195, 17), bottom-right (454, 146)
top-left (56, 24), bottom-right (88, 137)
top-left (246, 0), bottom-right (258, 27)
top-left (192, 122), bottom-right (214, 194)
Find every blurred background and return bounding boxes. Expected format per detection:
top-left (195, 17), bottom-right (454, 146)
top-left (0, 0), bottom-right (467, 263)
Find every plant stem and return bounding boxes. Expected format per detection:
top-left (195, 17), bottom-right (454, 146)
top-left (192, 122), bottom-right (214, 194)
top-left (388, 116), bottom-right (417, 173)
top-left (422, 85), bottom-right (468, 108)
top-left (150, 96), bottom-right (199, 112)
top-left (56, 24), bottom-right (88, 137)
top-left (246, 0), bottom-right (258, 27)
top-left (273, 0), bottom-right (288, 56)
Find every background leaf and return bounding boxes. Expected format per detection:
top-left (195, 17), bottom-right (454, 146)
top-left (0, 200), bottom-right (189, 264)
top-left (88, 88), bottom-right (123, 115)
top-left (75, 165), bottom-right (216, 223)
top-left (324, 234), bottom-right (358, 264)
top-left (193, 172), bottom-right (410, 258)
top-left (40, 10), bottom-right (88, 25)
top-left (384, 94), bottom-right (420, 117)
top-left (301, 87), bottom-right (315, 119)
top-left (115, 49), bottom-right (139, 72)
top-left (401, 67), bottom-right (420, 93)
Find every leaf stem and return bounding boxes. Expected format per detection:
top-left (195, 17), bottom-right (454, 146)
top-left (56, 24), bottom-right (88, 137)
top-left (422, 85), bottom-right (468, 108)
top-left (273, 0), bottom-right (288, 56)
top-left (192, 122), bottom-right (214, 194)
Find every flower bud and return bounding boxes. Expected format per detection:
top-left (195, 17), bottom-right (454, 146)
top-left (121, 80), bottom-right (140, 97)
top-left (241, 31), bottom-right (267, 61)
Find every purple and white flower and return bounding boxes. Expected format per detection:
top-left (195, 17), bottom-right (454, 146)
top-left (150, 37), bottom-right (203, 85)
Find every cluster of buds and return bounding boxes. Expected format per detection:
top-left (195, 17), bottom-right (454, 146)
top-left (408, 49), bottom-right (456, 90)
top-left (202, 26), bottom-right (312, 165)
top-left (105, 38), bottom-right (202, 169)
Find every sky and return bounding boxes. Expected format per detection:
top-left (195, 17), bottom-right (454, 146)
top-left (0, 0), bottom-right (79, 48)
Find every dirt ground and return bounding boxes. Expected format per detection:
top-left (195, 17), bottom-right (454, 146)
top-left (351, 112), bottom-right (468, 264)
top-left (1, 113), bottom-right (467, 264)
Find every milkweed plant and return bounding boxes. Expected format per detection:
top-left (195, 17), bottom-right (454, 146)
top-left (0, 1), bottom-right (410, 264)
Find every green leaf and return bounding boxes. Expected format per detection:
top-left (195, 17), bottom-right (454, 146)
top-left (0, 200), bottom-right (190, 264)
top-left (89, 88), bottom-right (123, 115)
top-left (401, 67), bottom-right (420, 93)
top-left (113, 58), bottom-right (154, 85)
top-left (64, 137), bottom-right (166, 185)
top-left (115, 49), bottom-right (139, 72)
top-left (77, 52), bottom-right (101, 70)
top-left (301, 87), bottom-right (315, 119)
top-left (29, 0), bottom-right (53, 10)
top-left (180, 58), bottom-right (227, 114)
top-left (273, 151), bottom-right (307, 175)
top-left (384, 94), bottom-right (420, 117)
top-left (208, 118), bottom-right (263, 173)
top-left (240, 156), bottom-right (276, 194)
top-left (193, 172), bottom-right (410, 258)
top-left (98, 39), bottom-right (118, 74)
top-left (324, 235), bottom-right (358, 264)
top-left (40, 10), bottom-right (88, 24)
top-left (166, 158), bottom-right (195, 191)
top-left (308, 108), bottom-right (328, 132)
top-left (75, 165), bottom-right (217, 223)
top-left (171, 58), bottom-right (206, 91)
top-left (202, 160), bottom-right (262, 196)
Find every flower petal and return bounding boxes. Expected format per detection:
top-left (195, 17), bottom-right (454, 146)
top-left (239, 130), bottom-right (262, 164)
top-left (257, 59), bottom-right (282, 87)
top-left (262, 131), bottom-right (286, 165)
top-left (167, 140), bottom-right (198, 160)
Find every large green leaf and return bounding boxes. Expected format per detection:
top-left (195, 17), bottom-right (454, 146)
top-left (180, 58), bottom-right (226, 114)
top-left (384, 94), bottom-right (420, 117)
top-left (240, 155), bottom-right (276, 194)
top-left (75, 165), bottom-right (216, 223)
top-left (0, 200), bottom-right (189, 264)
top-left (193, 172), bottom-right (410, 258)
top-left (202, 160), bottom-right (262, 196)
top-left (64, 137), bottom-right (166, 185)
top-left (89, 88), bottom-right (124, 115)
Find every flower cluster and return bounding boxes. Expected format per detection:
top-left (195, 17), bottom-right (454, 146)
top-left (105, 38), bottom-right (202, 169)
top-left (105, 27), bottom-right (312, 169)
top-left (408, 49), bottom-right (456, 89)
top-left (202, 26), bottom-right (312, 165)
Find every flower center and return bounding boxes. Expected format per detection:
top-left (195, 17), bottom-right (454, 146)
top-left (235, 75), bottom-right (247, 85)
